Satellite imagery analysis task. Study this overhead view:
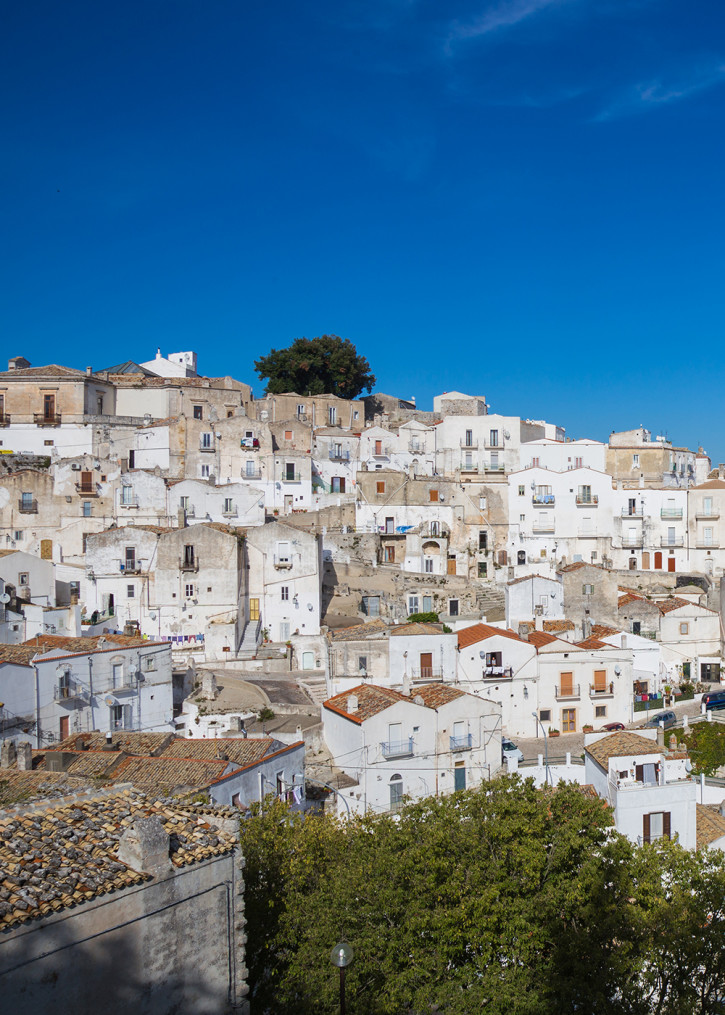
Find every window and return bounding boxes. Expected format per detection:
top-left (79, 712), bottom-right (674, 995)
top-left (328, 407), bottom-right (337, 425)
top-left (595, 705), bottom-right (607, 718)
top-left (285, 462), bottom-right (296, 481)
top-left (144, 654), bottom-right (156, 671)
top-left (185, 583), bottom-right (195, 598)
top-left (127, 585), bottom-right (135, 598)
top-left (128, 450), bottom-right (135, 469)
top-left (429, 488), bottom-right (439, 502)
top-left (331, 477), bottom-right (345, 493)
top-left (632, 621), bottom-right (641, 635)
top-left (424, 558), bottom-right (433, 573)
top-left (179, 496), bottom-right (189, 509)
top-left (582, 584), bottom-right (593, 595)
top-left (297, 404), bottom-right (305, 416)
top-left (680, 622), bottom-right (689, 635)
top-left (223, 498), bottom-right (235, 514)
top-left (284, 430), bottom-right (292, 440)
top-left (633, 454), bottom-right (640, 466)
top-left (281, 586), bottom-right (289, 601)
top-left (193, 405), bottom-right (203, 420)
top-left (532, 457), bottom-right (539, 468)
top-left (575, 457), bottom-right (583, 468)
top-left (562, 708), bottom-right (576, 732)
top-left (464, 429), bottom-right (473, 447)
top-left (489, 429), bottom-right (498, 447)
top-left (704, 527), bottom-right (714, 546)
top-left (183, 545), bottom-right (195, 566)
top-left (201, 432), bottom-right (213, 448)
top-left (389, 774), bottom-right (403, 813)
top-left (578, 485), bottom-right (592, 503)
top-left (478, 562), bottom-right (487, 577)
top-left (21, 492), bottom-right (33, 510)
top-left (383, 545), bottom-right (395, 563)
top-left (110, 704), bottom-right (124, 730)
top-left (362, 595), bottom-right (380, 617)
top-left (376, 481), bottom-right (386, 495)
top-left (245, 460), bottom-right (255, 477)
top-left (408, 596), bottom-right (419, 615)
top-left (83, 501), bottom-right (92, 517)
top-left (121, 485), bottom-right (134, 505)
top-left (201, 464), bottom-right (210, 478)
top-left (485, 651), bottom-right (502, 668)
top-left (422, 596), bottom-right (432, 612)
top-left (276, 541), bottom-right (291, 565)
top-left (518, 485), bottom-right (525, 496)
top-left (13, 531), bottom-right (22, 541)
top-left (539, 709), bottom-right (551, 722)
top-left (353, 411), bottom-right (359, 420)
top-left (643, 811), bottom-right (671, 844)
top-left (44, 439), bottom-right (53, 446)
top-left (448, 599), bottom-right (459, 617)
top-left (478, 531), bottom-right (487, 551)
top-left (358, 656), bottom-right (367, 673)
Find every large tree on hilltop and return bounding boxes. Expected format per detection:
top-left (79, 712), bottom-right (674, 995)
top-left (254, 335), bottom-right (376, 399)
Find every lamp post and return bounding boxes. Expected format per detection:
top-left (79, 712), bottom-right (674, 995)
top-left (532, 711), bottom-right (551, 786)
top-left (330, 941), bottom-right (354, 1015)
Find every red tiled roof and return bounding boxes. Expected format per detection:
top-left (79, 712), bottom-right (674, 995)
top-left (526, 631), bottom-right (560, 648)
top-left (457, 624), bottom-right (524, 649)
top-left (410, 683), bottom-right (465, 708)
top-left (575, 637), bottom-right (609, 650)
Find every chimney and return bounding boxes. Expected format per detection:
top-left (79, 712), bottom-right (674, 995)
top-left (86, 366), bottom-right (93, 376)
top-left (16, 742), bottom-right (32, 771)
top-left (118, 815), bottom-right (173, 876)
top-left (518, 623), bottom-right (529, 641)
top-left (668, 733), bottom-right (677, 751)
top-left (621, 634), bottom-right (627, 650)
top-left (534, 612), bottom-right (543, 632)
top-left (178, 506), bottom-right (187, 529)
top-left (347, 693), bottom-right (358, 714)
top-left (0, 741), bottom-right (17, 769)
top-left (7, 356), bottom-right (30, 371)
top-left (102, 732), bottom-right (119, 751)
top-left (582, 617), bottom-right (592, 640)
top-left (657, 724), bottom-right (665, 747)
top-left (402, 672), bottom-right (411, 696)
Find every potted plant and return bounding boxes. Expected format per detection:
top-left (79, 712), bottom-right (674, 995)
top-left (582, 723), bottom-right (594, 733)
top-left (549, 728), bottom-right (560, 738)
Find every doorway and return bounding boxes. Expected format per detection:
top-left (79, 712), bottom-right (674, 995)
top-left (420, 653), bottom-right (433, 680)
top-left (59, 715), bottom-right (69, 742)
top-left (302, 651), bottom-right (314, 670)
top-left (654, 552), bottom-right (663, 569)
top-left (249, 598), bottom-right (260, 622)
top-left (454, 762), bottom-right (466, 791)
top-left (668, 557), bottom-right (676, 573)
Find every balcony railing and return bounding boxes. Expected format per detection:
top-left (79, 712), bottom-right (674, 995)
top-left (241, 469), bottom-right (262, 481)
top-left (621, 537), bottom-right (643, 548)
top-left (638, 832), bottom-right (677, 846)
top-left (75, 483), bottom-right (98, 497)
top-left (199, 440), bottom-right (215, 453)
top-left (533, 523), bottom-right (555, 534)
top-left (222, 506), bottom-right (238, 517)
top-left (179, 557), bottom-right (199, 572)
top-left (328, 449), bottom-right (351, 461)
top-left (697, 541), bottom-right (719, 549)
top-left (590, 684), bottom-right (614, 697)
top-left (281, 471), bottom-right (302, 483)
top-left (450, 733), bottom-right (473, 752)
top-left (460, 439), bottom-right (478, 449)
top-left (576, 495), bottom-right (598, 506)
top-left (111, 714), bottom-right (132, 732)
top-left (119, 495), bottom-right (139, 509)
top-left (372, 447), bottom-right (391, 457)
top-left (408, 442), bottom-right (424, 453)
top-left (274, 555), bottom-right (292, 569)
top-left (532, 494), bottom-right (555, 505)
top-left (696, 511), bottom-right (719, 520)
top-left (381, 737), bottom-right (414, 759)
top-left (485, 463), bottom-right (505, 472)
top-left (483, 666), bottom-right (513, 680)
top-left (661, 508), bottom-right (684, 519)
top-left (54, 680), bottom-right (90, 705)
top-left (555, 684), bottom-right (580, 699)
top-left (18, 498), bottom-right (38, 514)
top-left (410, 667), bottom-right (443, 681)
top-left (34, 413), bottom-right (61, 426)
top-left (621, 508), bottom-right (643, 518)
top-left (484, 439), bottom-right (503, 449)
top-left (120, 561), bottom-right (142, 574)
top-left (421, 525), bottom-right (449, 539)
top-left (0, 414), bottom-right (9, 427)
top-left (660, 537), bottom-right (684, 547)
top-left (460, 462), bottom-right (479, 473)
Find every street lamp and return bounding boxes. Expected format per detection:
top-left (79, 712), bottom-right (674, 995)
top-left (330, 941), bottom-right (354, 1015)
top-left (532, 711), bottom-right (552, 786)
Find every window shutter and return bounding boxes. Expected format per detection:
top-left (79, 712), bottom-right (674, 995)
top-left (122, 704), bottom-right (132, 730)
top-left (643, 814), bottom-right (650, 844)
top-left (663, 812), bottom-right (671, 840)
top-left (635, 765), bottom-right (644, 783)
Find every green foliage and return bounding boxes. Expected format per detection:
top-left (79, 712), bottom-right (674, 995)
top-left (406, 611), bottom-right (439, 624)
top-left (673, 722), bottom-right (725, 776)
top-left (254, 335), bottom-right (376, 399)
top-left (257, 706), bottom-right (276, 722)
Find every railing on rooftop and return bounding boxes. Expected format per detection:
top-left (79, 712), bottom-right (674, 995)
top-left (381, 737), bottom-right (414, 759)
top-left (450, 733), bottom-right (473, 752)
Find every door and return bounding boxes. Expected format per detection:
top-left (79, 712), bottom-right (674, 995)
top-left (420, 653), bottom-right (433, 680)
top-left (654, 551), bottom-right (662, 569)
top-left (302, 651), bottom-right (314, 670)
top-left (562, 708), bottom-right (576, 732)
top-left (249, 598), bottom-right (260, 621)
top-left (385, 517), bottom-right (394, 534)
top-left (40, 539), bottom-right (53, 560)
top-left (284, 495), bottom-right (293, 513)
top-left (642, 551), bottom-right (650, 569)
top-left (43, 393), bottom-right (55, 420)
top-left (668, 557), bottom-right (676, 572)
top-left (59, 715), bottom-right (69, 742)
top-left (454, 762), bottom-right (466, 791)
top-left (447, 555), bottom-right (456, 575)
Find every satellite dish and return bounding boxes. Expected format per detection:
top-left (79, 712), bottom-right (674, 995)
top-left (614, 665), bottom-right (622, 676)
top-left (503, 430), bottom-right (511, 440)
top-left (104, 694), bottom-right (115, 707)
top-left (215, 433), bottom-right (222, 439)
top-left (0, 593), bottom-right (10, 604)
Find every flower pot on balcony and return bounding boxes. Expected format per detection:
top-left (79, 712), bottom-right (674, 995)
top-left (582, 724), bottom-right (594, 733)
top-left (549, 729), bottom-right (560, 738)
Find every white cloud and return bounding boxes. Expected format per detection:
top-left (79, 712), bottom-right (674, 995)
top-left (596, 63), bottom-right (725, 120)
top-left (446, 0), bottom-right (569, 52)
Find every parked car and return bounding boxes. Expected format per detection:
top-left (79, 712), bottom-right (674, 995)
top-left (642, 710), bottom-right (676, 729)
top-left (702, 689), bottom-right (725, 711)
top-left (601, 721), bottom-right (625, 731)
top-left (501, 738), bottom-right (524, 763)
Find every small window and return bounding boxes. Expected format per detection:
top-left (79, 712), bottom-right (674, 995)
top-left (13, 531), bottom-right (22, 541)
top-left (424, 558), bottom-right (434, 573)
top-left (478, 531), bottom-right (487, 551)
top-left (18, 572), bottom-right (29, 586)
top-left (595, 705), bottom-right (607, 718)
top-left (518, 485), bottom-right (525, 496)
top-left (358, 656), bottom-right (367, 673)
top-left (144, 654), bottom-right (156, 671)
top-left (83, 501), bottom-right (92, 517)
top-left (193, 405), bottom-right (203, 420)
top-left (284, 430), bottom-right (292, 440)
top-left (281, 586), bottom-right (289, 601)
top-left (408, 596), bottom-right (419, 615)
top-left (185, 583), bottom-right (195, 598)
top-left (448, 599), bottom-right (459, 617)
top-left (680, 622), bottom-right (689, 635)
top-left (201, 464), bottom-right (210, 478)
top-left (478, 562), bottom-right (487, 577)
top-left (633, 454), bottom-right (640, 466)
top-left (353, 411), bottom-right (359, 420)
top-left (362, 595), bottom-right (380, 617)
top-left (384, 545), bottom-right (395, 563)
top-left (376, 481), bottom-right (386, 494)
top-left (127, 584), bottom-right (135, 597)
top-left (539, 709), bottom-right (551, 722)
top-left (223, 498), bottom-right (234, 513)
top-left (44, 439), bottom-right (53, 446)
top-left (201, 432), bottom-right (213, 448)
top-left (582, 584), bottom-right (593, 595)
top-left (429, 489), bottom-right (439, 502)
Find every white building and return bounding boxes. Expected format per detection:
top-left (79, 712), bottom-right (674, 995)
top-left (505, 574), bottom-right (564, 628)
top-left (322, 682), bottom-right (502, 817)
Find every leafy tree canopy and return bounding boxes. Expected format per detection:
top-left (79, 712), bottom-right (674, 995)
top-left (254, 335), bottom-right (376, 400)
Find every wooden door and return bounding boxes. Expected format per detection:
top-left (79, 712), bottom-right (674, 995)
top-left (668, 557), bottom-right (676, 572)
top-left (420, 653), bottom-right (433, 680)
top-left (593, 669), bottom-right (607, 692)
top-left (641, 551), bottom-right (650, 569)
top-left (454, 763), bottom-right (466, 791)
top-left (654, 551), bottom-right (662, 569)
top-left (59, 715), bottom-right (69, 741)
top-left (447, 556), bottom-right (456, 575)
top-left (562, 708), bottom-right (576, 732)
top-left (560, 672), bottom-right (574, 696)
top-left (40, 539), bottom-right (53, 560)
top-left (249, 598), bottom-right (260, 621)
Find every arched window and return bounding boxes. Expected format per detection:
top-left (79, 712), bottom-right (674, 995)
top-left (389, 774), bottom-right (403, 813)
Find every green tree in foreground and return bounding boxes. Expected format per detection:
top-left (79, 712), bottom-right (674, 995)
top-left (254, 335), bottom-right (376, 399)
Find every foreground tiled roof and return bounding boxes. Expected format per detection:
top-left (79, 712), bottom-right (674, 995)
top-left (585, 732), bottom-right (664, 768)
top-left (0, 788), bottom-right (237, 929)
top-left (576, 636), bottom-right (610, 650)
top-left (55, 732), bottom-right (175, 756)
top-left (526, 631), bottom-right (561, 649)
top-left (592, 624), bottom-right (620, 637)
top-left (618, 592), bottom-right (646, 608)
top-left (0, 364), bottom-right (87, 378)
top-left (34, 750), bottom-right (127, 779)
top-left (411, 683), bottom-right (465, 708)
top-left (160, 737), bottom-right (277, 766)
top-left (328, 619), bottom-right (389, 642)
top-left (110, 756), bottom-right (231, 790)
top-left (507, 574), bottom-right (559, 586)
top-left (544, 620), bottom-right (575, 632)
top-left (457, 624), bottom-right (524, 649)
top-left (696, 804), bottom-right (725, 850)
top-left (25, 634), bottom-right (148, 653)
top-left (390, 622), bottom-right (444, 636)
top-left (0, 770), bottom-right (92, 808)
top-left (324, 684), bottom-right (407, 723)
top-left (0, 646), bottom-right (37, 666)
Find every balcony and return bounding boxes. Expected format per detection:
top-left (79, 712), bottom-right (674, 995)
top-left (485, 463), bottom-right (505, 473)
top-left (18, 498), bottom-right (38, 514)
top-left (119, 495), bottom-right (139, 509)
top-left (241, 469), bottom-right (262, 481)
top-left (240, 438), bottom-right (260, 450)
top-left (621, 537), bottom-right (643, 548)
top-left (661, 508), bottom-right (684, 519)
top-left (576, 495), bottom-right (598, 506)
top-left (660, 537), bottom-right (684, 548)
top-left (460, 462), bottom-right (479, 473)
top-left (54, 680), bottom-right (90, 705)
top-left (590, 684), bottom-right (614, 698)
top-left (381, 737), bottom-right (414, 759)
top-left (483, 666), bottom-right (513, 680)
top-left (110, 714), bottom-right (132, 732)
top-left (281, 471), bottom-right (302, 483)
top-left (532, 494), bottom-right (555, 506)
top-left (532, 523), bottom-right (555, 534)
top-left (484, 439), bottom-right (503, 449)
top-left (179, 557), bottom-right (199, 572)
top-left (460, 439), bottom-right (478, 449)
top-left (199, 440), bottom-right (215, 453)
top-left (222, 506), bottom-right (238, 518)
top-left (408, 442), bottom-right (424, 453)
top-left (450, 733), bottom-right (473, 752)
top-left (274, 555), bottom-right (292, 569)
top-left (696, 511), bottom-right (720, 520)
top-left (34, 413), bottom-right (61, 426)
top-left (697, 541), bottom-right (720, 549)
top-left (411, 667), bottom-right (443, 681)
top-left (555, 684), bottom-right (580, 699)
top-left (372, 447), bottom-right (391, 458)
top-left (421, 524), bottom-right (449, 539)
top-left (75, 483), bottom-right (98, 497)
top-left (621, 508), bottom-right (644, 518)
top-left (0, 414), bottom-right (9, 427)
top-left (328, 449), bottom-right (351, 461)
top-left (120, 561), bottom-right (142, 574)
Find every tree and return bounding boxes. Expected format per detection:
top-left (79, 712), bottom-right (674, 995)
top-left (254, 335), bottom-right (376, 400)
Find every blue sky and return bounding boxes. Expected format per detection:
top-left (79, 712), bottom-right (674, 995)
top-left (4, 1), bottom-right (725, 456)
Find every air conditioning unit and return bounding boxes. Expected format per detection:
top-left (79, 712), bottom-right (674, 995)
top-left (71, 463), bottom-right (81, 471)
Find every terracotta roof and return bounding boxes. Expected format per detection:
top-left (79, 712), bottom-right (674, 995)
top-left (0, 788), bottom-right (237, 929)
top-left (110, 756), bottom-right (231, 790)
top-left (526, 631), bottom-right (560, 648)
top-left (0, 646), bottom-right (37, 666)
top-left (694, 479), bottom-right (725, 489)
top-left (696, 804), bottom-right (725, 850)
top-left (55, 732), bottom-right (175, 756)
top-left (457, 624), bottom-right (524, 649)
top-left (576, 636), bottom-right (610, 650)
top-left (160, 738), bottom-right (277, 766)
top-left (0, 770), bottom-right (92, 808)
top-left (410, 683), bottom-right (466, 708)
top-left (0, 364), bottom-right (87, 378)
top-left (544, 620), bottom-right (575, 632)
top-left (592, 624), bottom-right (621, 637)
top-left (328, 619), bottom-right (389, 642)
top-left (323, 684), bottom-right (407, 723)
top-left (390, 622), bottom-right (444, 636)
top-left (24, 634), bottom-right (148, 652)
top-left (34, 750), bottom-right (127, 779)
top-left (618, 592), bottom-right (645, 608)
top-left (558, 561), bottom-right (604, 573)
top-left (585, 732), bottom-right (665, 767)
top-left (656, 596), bottom-right (699, 615)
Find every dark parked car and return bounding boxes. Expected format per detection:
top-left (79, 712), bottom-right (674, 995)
top-left (642, 710), bottom-right (676, 729)
top-left (703, 689), bottom-right (725, 711)
top-left (601, 721), bottom-right (625, 731)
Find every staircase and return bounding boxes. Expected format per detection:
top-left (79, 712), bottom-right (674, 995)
top-left (298, 677), bottom-right (329, 707)
top-left (476, 584), bottom-right (506, 620)
top-left (237, 618), bottom-right (262, 660)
